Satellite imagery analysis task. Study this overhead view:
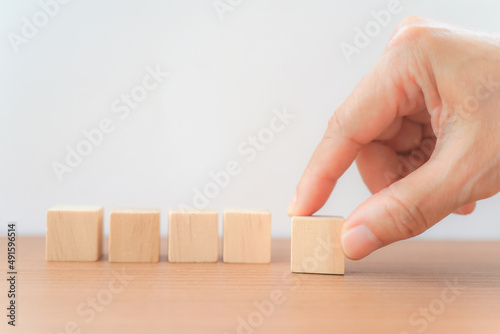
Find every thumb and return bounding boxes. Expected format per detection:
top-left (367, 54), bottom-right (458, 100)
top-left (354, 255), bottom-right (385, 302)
top-left (341, 159), bottom-right (464, 260)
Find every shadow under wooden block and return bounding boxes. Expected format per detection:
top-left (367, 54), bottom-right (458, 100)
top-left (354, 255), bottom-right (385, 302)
top-left (223, 209), bottom-right (271, 263)
top-left (291, 216), bottom-right (345, 275)
top-left (46, 206), bottom-right (104, 261)
top-left (109, 208), bottom-right (160, 263)
top-left (168, 208), bottom-right (218, 263)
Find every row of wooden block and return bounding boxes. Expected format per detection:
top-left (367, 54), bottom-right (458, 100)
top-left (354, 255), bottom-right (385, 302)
top-left (46, 206), bottom-right (346, 275)
top-left (46, 206), bottom-right (271, 263)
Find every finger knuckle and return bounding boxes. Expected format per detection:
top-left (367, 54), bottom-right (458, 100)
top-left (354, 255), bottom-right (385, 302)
top-left (381, 187), bottom-right (430, 239)
top-left (327, 112), bottom-right (342, 137)
top-left (388, 18), bottom-right (433, 50)
top-left (327, 110), bottom-right (355, 143)
top-left (397, 15), bottom-right (425, 30)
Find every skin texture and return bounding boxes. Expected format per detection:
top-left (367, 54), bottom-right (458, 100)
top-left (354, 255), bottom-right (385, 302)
top-left (287, 17), bottom-right (500, 260)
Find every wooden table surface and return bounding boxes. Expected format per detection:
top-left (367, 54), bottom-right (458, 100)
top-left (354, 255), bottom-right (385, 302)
top-left (1, 237), bottom-right (499, 334)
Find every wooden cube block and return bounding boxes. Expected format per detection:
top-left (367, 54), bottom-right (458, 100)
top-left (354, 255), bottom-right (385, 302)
top-left (46, 206), bottom-right (103, 261)
top-left (109, 208), bottom-right (160, 263)
top-left (291, 216), bottom-right (345, 275)
top-left (223, 209), bottom-right (271, 263)
top-left (168, 208), bottom-right (218, 262)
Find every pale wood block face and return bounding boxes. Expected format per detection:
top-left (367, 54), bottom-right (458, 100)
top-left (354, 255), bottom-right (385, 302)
top-left (168, 208), bottom-right (218, 263)
top-left (223, 209), bottom-right (271, 263)
top-left (46, 206), bottom-right (104, 261)
top-left (291, 216), bottom-right (345, 275)
top-left (109, 208), bottom-right (160, 263)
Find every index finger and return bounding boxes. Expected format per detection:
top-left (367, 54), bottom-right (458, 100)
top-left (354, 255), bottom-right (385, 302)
top-left (287, 52), bottom-right (423, 216)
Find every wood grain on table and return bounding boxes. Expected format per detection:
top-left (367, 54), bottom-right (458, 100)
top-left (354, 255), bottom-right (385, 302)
top-left (1, 237), bottom-right (499, 334)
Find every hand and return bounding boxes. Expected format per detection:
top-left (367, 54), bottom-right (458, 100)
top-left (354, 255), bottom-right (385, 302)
top-left (287, 16), bottom-right (500, 260)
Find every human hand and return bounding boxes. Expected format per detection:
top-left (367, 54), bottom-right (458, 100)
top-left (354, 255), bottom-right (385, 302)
top-left (287, 17), bottom-right (500, 260)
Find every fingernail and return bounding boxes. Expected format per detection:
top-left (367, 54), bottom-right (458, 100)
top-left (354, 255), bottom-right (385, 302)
top-left (341, 224), bottom-right (383, 260)
top-left (287, 194), bottom-right (297, 216)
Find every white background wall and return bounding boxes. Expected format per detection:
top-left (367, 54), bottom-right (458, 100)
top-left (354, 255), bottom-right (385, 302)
top-left (1, 0), bottom-right (499, 239)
